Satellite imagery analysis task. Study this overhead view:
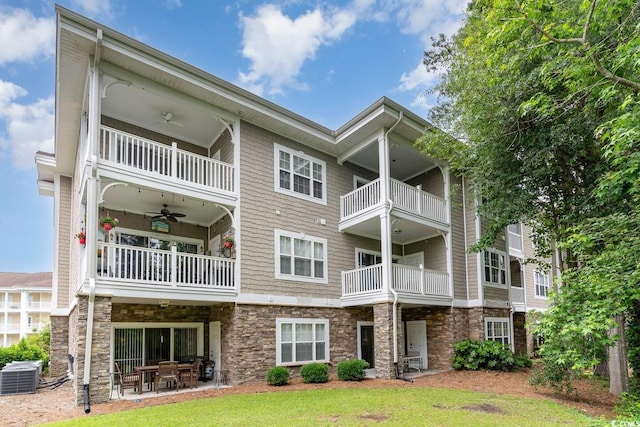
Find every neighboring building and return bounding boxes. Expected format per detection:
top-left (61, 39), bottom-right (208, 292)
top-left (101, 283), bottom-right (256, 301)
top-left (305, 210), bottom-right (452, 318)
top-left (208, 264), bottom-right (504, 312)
top-left (0, 272), bottom-right (52, 347)
top-left (36, 7), bottom-right (553, 405)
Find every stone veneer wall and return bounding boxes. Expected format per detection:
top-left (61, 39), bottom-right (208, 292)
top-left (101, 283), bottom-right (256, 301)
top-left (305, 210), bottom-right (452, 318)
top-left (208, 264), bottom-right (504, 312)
top-left (49, 315), bottom-right (69, 377)
top-left (225, 304), bottom-right (371, 384)
top-left (403, 307), bottom-right (457, 371)
top-left (373, 303), bottom-right (396, 379)
top-left (68, 304), bottom-right (79, 401)
top-left (74, 296), bottom-right (112, 405)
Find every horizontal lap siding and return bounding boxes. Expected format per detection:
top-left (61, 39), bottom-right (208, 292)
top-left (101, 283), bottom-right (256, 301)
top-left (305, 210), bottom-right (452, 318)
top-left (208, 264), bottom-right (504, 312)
top-left (239, 122), bottom-right (357, 299)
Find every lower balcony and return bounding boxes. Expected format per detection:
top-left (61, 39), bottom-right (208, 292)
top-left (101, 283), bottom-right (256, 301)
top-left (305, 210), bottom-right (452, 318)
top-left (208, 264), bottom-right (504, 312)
top-left (94, 243), bottom-right (236, 292)
top-left (341, 264), bottom-right (451, 302)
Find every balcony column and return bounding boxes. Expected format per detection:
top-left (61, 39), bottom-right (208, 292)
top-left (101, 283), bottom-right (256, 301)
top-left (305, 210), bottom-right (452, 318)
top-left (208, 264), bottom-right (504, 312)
top-left (378, 133), bottom-right (392, 295)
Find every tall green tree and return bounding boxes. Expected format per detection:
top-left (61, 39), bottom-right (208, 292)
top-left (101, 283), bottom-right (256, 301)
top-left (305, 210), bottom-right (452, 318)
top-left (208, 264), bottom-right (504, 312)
top-left (420, 0), bottom-right (639, 394)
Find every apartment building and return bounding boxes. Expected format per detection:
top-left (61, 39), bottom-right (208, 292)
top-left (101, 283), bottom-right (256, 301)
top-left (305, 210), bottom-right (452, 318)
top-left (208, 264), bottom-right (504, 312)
top-left (0, 272), bottom-right (52, 347)
top-left (36, 7), bottom-right (552, 405)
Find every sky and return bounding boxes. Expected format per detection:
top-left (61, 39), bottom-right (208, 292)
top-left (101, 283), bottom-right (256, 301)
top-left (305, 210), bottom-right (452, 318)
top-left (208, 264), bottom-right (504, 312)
top-left (0, 0), bottom-right (467, 273)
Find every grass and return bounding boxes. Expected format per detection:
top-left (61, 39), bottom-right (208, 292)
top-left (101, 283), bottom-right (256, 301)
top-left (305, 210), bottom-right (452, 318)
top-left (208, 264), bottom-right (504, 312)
top-left (45, 387), bottom-right (602, 426)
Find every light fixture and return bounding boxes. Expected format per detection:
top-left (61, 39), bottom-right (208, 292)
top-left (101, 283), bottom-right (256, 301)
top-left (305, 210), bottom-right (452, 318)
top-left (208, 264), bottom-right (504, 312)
top-left (394, 229), bottom-right (402, 234)
top-left (159, 300), bottom-right (170, 308)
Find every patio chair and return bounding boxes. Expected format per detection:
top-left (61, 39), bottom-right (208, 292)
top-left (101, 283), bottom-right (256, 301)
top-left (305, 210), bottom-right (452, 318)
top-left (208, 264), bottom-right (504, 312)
top-left (155, 361), bottom-right (180, 393)
top-left (115, 362), bottom-right (138, 395)
top-left (180, 358), bottom-right (201, 389)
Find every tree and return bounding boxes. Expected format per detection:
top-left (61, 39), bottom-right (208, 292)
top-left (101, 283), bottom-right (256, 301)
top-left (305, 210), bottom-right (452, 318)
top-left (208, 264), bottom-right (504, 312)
top-left (419, 0), bottom-right (639, 394)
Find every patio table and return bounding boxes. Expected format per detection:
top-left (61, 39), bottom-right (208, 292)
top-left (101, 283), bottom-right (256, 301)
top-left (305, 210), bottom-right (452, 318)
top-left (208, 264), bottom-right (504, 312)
top-left (134, 363), bottom-right (194, 394)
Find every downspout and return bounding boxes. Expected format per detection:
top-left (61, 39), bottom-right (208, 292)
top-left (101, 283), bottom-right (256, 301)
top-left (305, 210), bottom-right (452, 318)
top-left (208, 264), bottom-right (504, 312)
top-left (383, 111), bottom-right (410, 381)
top-left (83, 27), bottom-right (103, 414)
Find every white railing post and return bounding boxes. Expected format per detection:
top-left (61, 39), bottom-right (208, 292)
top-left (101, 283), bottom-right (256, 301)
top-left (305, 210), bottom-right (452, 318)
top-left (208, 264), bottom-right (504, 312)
top-left (170, 245), bottom-right (178, 287)
top-left (171, 142), bottom-right (178, 181)
top-left (420, 264), bottom-right (425, 295)
top-left (416, 185), bottom-right (422, 214)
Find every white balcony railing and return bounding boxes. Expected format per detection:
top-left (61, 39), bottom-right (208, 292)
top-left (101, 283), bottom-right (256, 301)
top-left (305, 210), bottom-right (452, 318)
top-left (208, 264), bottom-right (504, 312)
top-left (390, 180), bottom-right (448, 224)
top-left (342, 264), bottom-right (450, 298)
top-left (97, 243), bottom-right (236, 290)
top-left (392, 264), bottom-right (450, 297)
top-left (3, 323), bottom-right (21, 332)
top-left (340, 178), bottom-right (447, 224)
top-left (340, 179), bottom-right (382, 219)
top-left (100, 126), bottom-right (234, 193)
top-left (510, 286), bottom-right (525, 304)
top-left (26, 302), bottom-right (52, 311)
top-left (342, 264), bottom-right (383, 296)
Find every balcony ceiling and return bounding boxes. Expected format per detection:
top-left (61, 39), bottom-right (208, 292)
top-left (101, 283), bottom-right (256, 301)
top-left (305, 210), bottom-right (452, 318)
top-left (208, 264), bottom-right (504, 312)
top-left (99, 178), bottom-right (228, 226)
top-left (101, 73), bottom-right (229, 149)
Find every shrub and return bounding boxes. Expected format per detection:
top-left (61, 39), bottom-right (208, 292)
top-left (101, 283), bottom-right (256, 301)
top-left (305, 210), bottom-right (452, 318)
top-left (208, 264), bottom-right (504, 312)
top-left (0, 338), bottom-right (48, 371)
top-left (616, 392), bottom-right (640, 421)
top-left (300, 363), bottom-right (329, 383)
top-left (337, 359), bottom-right (369, 381)
top-left (266, 366), bottom-right (290, 386)
top-left (452, 340), bottom-right (529, 372)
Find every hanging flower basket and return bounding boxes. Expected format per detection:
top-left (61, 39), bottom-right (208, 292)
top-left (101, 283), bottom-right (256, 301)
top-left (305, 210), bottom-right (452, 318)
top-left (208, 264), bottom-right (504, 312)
top-left (224, 238), bottom-right (234, 249)
top-left (99, 214), bottom-right (118, 231)
top-left (75, 230), bottom-right (86, 245)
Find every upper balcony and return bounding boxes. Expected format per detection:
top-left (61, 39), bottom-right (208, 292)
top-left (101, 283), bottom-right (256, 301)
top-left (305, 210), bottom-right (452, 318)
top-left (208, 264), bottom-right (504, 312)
top-left (339, 178), bottom-right (449, 240)
top-left (98, 126), bottom-right (235, 198)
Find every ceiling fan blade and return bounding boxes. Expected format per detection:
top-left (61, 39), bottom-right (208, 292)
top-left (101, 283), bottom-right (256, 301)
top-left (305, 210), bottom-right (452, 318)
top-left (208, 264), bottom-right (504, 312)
top-left (171, 213), bottom-right (186, 217)
top-left (167, 216), bottom-right (178, 222)
top-left (151, 214), bottom-right (164, 219)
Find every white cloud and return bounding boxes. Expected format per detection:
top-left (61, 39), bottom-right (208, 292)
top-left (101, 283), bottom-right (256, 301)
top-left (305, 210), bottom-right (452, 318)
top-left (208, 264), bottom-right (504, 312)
top-left (237, 3), bottom-right (358, 96)
top-left (395, 0), bottom-right (467, 44)
top-left (0, 8), bottom-right (55, 65)
top-left (69, 0), bottom-right (114, 19)
top-left (0, 80), bottom-right (54, 170)
top-left (398, 63), bottom-right (438, 92)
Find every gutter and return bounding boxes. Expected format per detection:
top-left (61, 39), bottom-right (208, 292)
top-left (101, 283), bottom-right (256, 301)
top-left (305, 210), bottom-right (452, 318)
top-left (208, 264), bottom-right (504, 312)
top-left (83, 27), bottom-right (103, 414)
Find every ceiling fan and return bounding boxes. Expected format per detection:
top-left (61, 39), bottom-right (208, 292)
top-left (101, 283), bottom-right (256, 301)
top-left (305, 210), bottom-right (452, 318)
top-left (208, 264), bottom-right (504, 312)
top-left (147, 204), bottom-right (186, 222)
top-left (155, 112), bottom-right (183, 128)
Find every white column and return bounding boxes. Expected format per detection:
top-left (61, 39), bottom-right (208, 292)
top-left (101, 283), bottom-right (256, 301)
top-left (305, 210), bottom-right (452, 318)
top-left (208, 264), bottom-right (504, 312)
top-left (378, 134), bottom-right (393, 294)
top-left (86, 61), bottom-right (101, 281)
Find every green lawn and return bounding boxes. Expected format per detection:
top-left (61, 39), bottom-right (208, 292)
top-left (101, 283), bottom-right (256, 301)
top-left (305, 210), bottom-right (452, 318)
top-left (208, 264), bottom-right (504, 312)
top-left (46, 387), bottom-right (604, 426)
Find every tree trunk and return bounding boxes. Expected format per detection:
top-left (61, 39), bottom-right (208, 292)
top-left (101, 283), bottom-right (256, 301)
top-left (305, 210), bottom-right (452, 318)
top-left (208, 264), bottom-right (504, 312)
top-left (608, 314), bottom-right (629, 396)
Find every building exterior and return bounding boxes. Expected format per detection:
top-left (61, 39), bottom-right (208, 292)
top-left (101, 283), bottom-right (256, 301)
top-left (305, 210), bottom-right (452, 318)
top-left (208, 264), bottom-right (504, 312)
top-left (36, 7), bottom-right (552, 405)
top-left (0, 272), bottom-right (52, 347)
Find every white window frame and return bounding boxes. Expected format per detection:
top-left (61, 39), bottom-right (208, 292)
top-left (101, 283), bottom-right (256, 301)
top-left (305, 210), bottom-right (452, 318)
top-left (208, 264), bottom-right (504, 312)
top-left (275, 229), bottom-right (328, 283)
top-left (485, 317), bottom-right (510, 346)
top-left (534, 270), bottom-right (550, 299)
top-left (353, 175), bottom-right (370, 190)
top-left (274, 144), bottom-right (327, 204)
top-left (276, 318), bottom-right (330, 366)
top-left (483, 249), bottom-right (507, 289)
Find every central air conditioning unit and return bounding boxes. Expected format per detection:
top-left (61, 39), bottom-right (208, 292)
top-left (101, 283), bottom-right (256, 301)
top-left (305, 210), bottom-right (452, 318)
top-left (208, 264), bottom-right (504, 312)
top-left (0, 361), bottom-right (42, 395)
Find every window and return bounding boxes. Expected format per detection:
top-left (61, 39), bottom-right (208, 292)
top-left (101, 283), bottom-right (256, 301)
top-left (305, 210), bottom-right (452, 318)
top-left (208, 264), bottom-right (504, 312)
top-left (485, 317), bottom-right (510, 346)
top-left (276, 318), bottom-right (329, 365)
top-left (483, 249), bottom-right (506, 287)
top-left (276, 230), bottom-right (327, 283)
top-left (534, 270), bottom-right (550, 298)
top-left (274, 144), bottom-right (326, 204)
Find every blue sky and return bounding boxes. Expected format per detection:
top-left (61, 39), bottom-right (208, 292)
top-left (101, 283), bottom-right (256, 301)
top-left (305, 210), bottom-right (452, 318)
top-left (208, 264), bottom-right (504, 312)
top-left (0, 0), bottom-right (467, 273)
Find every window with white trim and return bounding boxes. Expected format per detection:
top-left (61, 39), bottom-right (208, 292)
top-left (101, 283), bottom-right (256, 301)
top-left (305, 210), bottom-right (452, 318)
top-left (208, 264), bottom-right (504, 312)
top-left (483, 249), bottom-right (506, 287)
top-left (485, 317), bottom-right (510, 346)
top-left (274, 144), bottom-right (326, 204)
top-left (534, 270), bottom-right (550, 298)
top-left (275, 230), bottom-right (327, 283)
top-left (276, 318), bottom-right (329, 365)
